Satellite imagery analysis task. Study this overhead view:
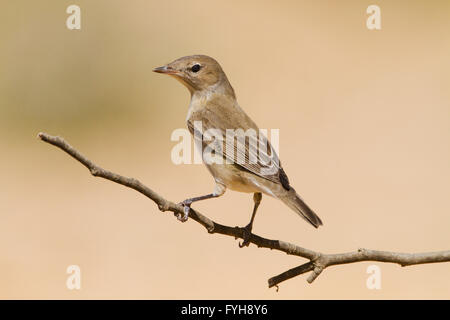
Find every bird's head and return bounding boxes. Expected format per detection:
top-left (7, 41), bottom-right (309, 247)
top-left (153, 55), bottom-right (234, 96)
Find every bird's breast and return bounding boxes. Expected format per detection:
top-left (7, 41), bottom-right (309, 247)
top-left (186, 95), bottom-right (208, 123)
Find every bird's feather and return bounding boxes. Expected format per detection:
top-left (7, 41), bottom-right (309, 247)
top-left (187, 94), bottom-right (288, 188)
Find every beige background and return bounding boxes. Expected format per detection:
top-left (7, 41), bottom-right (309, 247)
top-left (1, 0), bottom-right (450, 299)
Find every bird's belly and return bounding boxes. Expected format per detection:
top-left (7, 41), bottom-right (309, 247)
top-left (205, 162), bottom-right (276, 196)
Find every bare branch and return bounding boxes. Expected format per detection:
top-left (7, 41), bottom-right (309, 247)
top-left (38, 132), bottom-right (450, 287)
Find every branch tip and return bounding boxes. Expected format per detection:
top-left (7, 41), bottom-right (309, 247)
top-left (307, 266), bottom-right (324, 283)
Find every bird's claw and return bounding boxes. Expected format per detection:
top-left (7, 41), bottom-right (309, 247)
top-left (239, 224), bottom-right (253, 248)
top-left (177, 200), bottom-right (192, 222)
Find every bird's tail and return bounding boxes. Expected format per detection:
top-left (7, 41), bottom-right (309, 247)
top-left (280, 188), bottom-right (323, 228)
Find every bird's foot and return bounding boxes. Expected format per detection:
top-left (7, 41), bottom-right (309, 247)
top-left (239, 223), bottom-right (253, 248)
top-left (177, 200), bottom-right (192, 222)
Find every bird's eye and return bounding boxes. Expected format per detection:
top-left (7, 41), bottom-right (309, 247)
top-left (191, 64), bottom-right (201, 73)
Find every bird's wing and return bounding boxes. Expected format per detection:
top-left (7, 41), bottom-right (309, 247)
top-left (187, 94), bottom-right (290, 189)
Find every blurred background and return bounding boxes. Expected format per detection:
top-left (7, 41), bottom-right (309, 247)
top-left (0, 0), bottom-right (449, 299)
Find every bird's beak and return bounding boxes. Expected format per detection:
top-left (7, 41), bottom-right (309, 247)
top-left (153, 65), bottom-right (179, 75)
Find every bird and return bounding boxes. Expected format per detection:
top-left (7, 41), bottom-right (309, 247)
top-left (153, 55), bottom-right (322, 246)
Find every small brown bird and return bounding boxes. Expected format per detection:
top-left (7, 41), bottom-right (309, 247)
top-left (154, 55), bottom-right (322, 246)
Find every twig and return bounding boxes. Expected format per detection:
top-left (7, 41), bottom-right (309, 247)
top-left (38, 132), bottom-right (450, 287)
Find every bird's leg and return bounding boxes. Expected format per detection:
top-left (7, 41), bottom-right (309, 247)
top-left (178, 193), bottom-right (217, 222)
top-left (178, 183), bottom-right (226, 222)
top-left (239, 192), bottom-right (262, 247)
